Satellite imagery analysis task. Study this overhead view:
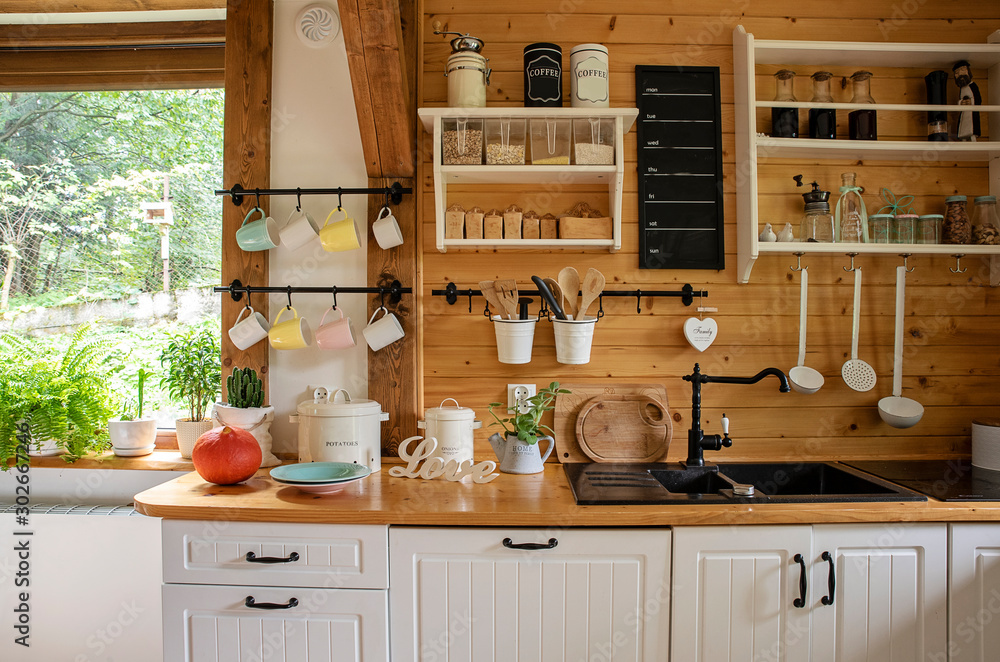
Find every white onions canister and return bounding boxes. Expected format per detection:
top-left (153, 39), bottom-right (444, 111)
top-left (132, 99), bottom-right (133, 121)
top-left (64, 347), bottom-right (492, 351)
top-left (291, 388), bottom-right (388, 472)
top-left (417, 398), bottom-right (481, 464)
top-left (446, 51), bottom-right (491, 108)
top-left (570, 43), bottom-right (609, 108)
top-left (972, 418), bottom-right (1000, 471)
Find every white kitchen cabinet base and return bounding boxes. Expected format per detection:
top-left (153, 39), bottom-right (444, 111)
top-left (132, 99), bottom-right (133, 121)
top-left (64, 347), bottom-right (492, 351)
top-left (164, 584), bottom-right (388, 662)
top-left (949, 523), bottom-right (1000, 662)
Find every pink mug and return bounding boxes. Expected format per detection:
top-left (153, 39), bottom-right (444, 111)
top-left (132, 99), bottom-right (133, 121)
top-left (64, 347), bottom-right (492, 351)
top-left (315, 307), bottom-right (356, 350)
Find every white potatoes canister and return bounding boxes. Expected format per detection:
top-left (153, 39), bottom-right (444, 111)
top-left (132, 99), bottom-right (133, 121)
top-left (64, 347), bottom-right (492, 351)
top-left (570, 43), bottom-right (609, 108)
top-left (291, 388), bottom-right (388, 472)
top-left (446, 51), bottom-right (490, 108)
top-left (417, 398), bottom-right (481, 464)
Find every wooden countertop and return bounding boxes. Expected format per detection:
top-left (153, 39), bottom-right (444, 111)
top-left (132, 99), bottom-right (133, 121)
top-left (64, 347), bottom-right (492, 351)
top-left (133, 464), bottom-right (1000, 526)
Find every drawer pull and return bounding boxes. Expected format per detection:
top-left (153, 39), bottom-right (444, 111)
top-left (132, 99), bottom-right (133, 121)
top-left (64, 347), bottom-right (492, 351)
top-left (792, 553), bottom-right (807, 608)
top-left (502, 537), bottom-right (558, 550)
top-left (245, 551), bottom-right (300, 564)
top-left (821, 551), bottom-right (836, 606)
top-left (245, 596), bottom-right (299, 610)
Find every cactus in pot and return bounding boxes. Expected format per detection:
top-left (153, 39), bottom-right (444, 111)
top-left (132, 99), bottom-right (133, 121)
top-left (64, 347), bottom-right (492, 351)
top-left (213, 366), bottom-right (279, 467)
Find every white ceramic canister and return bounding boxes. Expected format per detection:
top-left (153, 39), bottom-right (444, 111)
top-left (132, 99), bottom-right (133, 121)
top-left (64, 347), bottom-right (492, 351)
top-left (291, 388), bottom-right (388, 472)
top-left (972, 417), bottom-right (1000, 470)
top-left (570, 43), bottom-right (609, 108)
top-left (417, 398), bottom-right (481, 464)
top-left (446, 51), bottom-right (491, 108)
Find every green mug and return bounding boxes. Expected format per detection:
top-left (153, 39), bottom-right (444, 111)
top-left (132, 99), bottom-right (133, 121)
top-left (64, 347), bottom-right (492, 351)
top-left (236, 207), bottom-right (281, 251)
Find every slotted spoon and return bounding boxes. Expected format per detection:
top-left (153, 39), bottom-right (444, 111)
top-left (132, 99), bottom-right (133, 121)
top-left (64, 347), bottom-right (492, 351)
top-left (841, 267), bottom-right (877, 392)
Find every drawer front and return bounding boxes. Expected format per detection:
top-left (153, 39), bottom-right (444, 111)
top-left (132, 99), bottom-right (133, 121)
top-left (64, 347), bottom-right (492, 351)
top-left (163, 520), bottom-right (388, 589)
top-left (163, 583), bottom-right (387, 662)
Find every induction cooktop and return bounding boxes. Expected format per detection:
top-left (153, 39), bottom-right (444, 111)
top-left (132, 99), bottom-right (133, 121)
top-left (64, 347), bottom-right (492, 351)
top-left (846, 459), bottom-right (1000, 501)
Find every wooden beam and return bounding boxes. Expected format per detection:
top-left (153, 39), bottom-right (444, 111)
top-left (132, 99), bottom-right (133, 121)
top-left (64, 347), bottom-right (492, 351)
top-left (0, 20), bottom-right (225, 47)
top-left (220, 0), bottom-right (272, 399)
top-left (1, 1), bottom-right (225, 11)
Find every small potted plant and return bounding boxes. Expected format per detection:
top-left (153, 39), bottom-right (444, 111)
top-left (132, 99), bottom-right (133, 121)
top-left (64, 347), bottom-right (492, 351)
top-left (108, 368), bottom-right (157, 456)
top-left (486, 382), bottom-right (569, 474)
top-left (212, 366), bottom-right (279, 467)
top-left (159, 329), bottom-right (221, 459)
top-left (0, 324), bottom-right (116, 466)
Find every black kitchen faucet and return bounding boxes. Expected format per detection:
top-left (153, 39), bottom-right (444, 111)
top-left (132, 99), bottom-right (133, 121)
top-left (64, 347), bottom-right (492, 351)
top-left (682, 363), bottom-right (791, 467)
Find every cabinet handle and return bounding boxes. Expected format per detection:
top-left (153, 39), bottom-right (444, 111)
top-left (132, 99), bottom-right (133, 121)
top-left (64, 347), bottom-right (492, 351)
top-left (821, 551), bottom-right (836, 606)
top-left (244, 596), bottom-right (299, 610)
top-left (792, 553), bottom-right (807, 608)
top-left (245, 551), bottom-right (300, 564)
top-left (502, 537), bottom-right (558, 550)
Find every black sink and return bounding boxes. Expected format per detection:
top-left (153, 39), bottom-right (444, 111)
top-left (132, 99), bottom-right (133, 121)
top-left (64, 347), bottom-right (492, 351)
top-left (564, 462), bottom-right (926, 505)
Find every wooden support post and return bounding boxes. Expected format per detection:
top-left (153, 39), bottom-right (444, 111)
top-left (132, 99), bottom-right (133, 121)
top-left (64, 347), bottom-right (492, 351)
top-left (220, 0), bottom-right (273, 400)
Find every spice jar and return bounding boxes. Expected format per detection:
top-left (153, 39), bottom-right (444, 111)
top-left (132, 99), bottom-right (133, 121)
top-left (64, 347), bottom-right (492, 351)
top-left (972, 195), bottom-right (1000, 245)
top-left (916, 214), bottom-right (942, 244)
top-left (848, 71), bottom-right (877, 140)
top-left (869, 214), bottom-right (893, 244)
top-left (437, 31), bottom-right (490, 108)
top-left (942, 195), bottom-right (972, 244)
top-left (893, 213), bottom-right (918, 244)
top-left (809, 71), bottom-right (836, 140)
top-left (570, 44), bottom-right (609, 108)
top-left (771, 70), bottom-right (798, 138)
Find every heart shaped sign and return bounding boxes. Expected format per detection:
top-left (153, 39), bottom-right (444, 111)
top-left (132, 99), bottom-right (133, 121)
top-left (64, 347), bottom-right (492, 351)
top-left (684, 317), bottom-right (718, 352)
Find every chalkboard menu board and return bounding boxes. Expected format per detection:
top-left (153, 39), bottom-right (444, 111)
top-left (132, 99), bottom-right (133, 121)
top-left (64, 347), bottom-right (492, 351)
top-left (635, 66), bottom-right (724, 270)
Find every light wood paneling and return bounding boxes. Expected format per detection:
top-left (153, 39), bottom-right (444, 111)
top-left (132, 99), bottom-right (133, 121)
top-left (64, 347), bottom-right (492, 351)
top-left (417, 1), bottom-right (1000, 463)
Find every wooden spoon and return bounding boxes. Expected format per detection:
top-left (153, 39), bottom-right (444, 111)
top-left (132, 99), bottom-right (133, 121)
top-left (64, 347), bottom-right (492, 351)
top-left (478, 280), bottom-right (505, 319)
top-left (558, 267), bottom-right (580, 319)
top-left (494, 279), bottom-right (519, 320)
top-left (542, 277), bottom-right (563, 310)
top-left (578, 268), bottom-right (606, 318)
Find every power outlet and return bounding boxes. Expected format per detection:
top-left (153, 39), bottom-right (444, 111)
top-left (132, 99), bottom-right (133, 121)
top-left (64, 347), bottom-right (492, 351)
top-left (507, 384), bottom-right (536, 414)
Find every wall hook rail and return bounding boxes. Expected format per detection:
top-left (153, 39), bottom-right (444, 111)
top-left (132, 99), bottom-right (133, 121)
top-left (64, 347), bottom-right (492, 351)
top-left (790, 252), bottom-right (804, 272)
top-left (899, 253), bottom-right (915, 273)
top-left (431, 283), bottom-right (706, 313)
top-left (216, 182), bottom-right (413, 207)
top-left (843, 253), bottom-right (859, 272)
top-left (215, 280), bottom-right (412, 304)
top-left (950, 254), bottom-right (968, 274)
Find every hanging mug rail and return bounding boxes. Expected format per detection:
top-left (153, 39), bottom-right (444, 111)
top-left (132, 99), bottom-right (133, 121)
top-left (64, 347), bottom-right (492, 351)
top-left (215, 182), bottom-right (413, 207)
top-left (215, 279), bottom-right (412, 305)
top-left (432, 282), bottom-right (707, 314)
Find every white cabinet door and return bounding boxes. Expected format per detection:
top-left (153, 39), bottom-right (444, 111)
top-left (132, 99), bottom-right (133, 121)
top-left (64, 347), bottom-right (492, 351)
top-left (810, 523), bottom-right (947, 662)
top-left (671, 525), bottom-right (813, 662)
top-left (949, 524), bottom-right (1000, 662)
top-left (163, 584), bottom-right (388, 662)
top-left (389, 527), bottom-right (670, 662)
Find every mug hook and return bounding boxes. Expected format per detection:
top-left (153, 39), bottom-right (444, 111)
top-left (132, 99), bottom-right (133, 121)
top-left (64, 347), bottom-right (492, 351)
top-left (331, 286), bottom-right (338, 310)
top-left (635, 289), bottom-right (642, 314)
top-left (379, 286), bottom-right (386, 309)
top-left (286, 285), bottom-right (293, 310)
top-left (384, 188), bottom-right (391, 209)
top-left (791, 251), bottom-right (804, 272)
top-left (244, 288), bottom-right (252, 311)
top-left (337, 187), bottom-right (344, 211)
top-left (255, 188), bottom-right (261, 209)
top-left (296, 187), bottom-right (302, 212)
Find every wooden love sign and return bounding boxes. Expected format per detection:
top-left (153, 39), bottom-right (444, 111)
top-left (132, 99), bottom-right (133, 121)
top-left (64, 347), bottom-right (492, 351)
top-left (388, 436), bottom-right (499, 484)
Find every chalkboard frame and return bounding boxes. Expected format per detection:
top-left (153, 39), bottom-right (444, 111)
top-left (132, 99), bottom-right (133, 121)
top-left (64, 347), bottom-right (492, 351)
top-left (635, 65), bottom-right (725, 270)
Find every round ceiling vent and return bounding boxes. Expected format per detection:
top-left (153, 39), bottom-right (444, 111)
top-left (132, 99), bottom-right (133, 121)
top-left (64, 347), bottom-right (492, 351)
top-left (296, 4), bottom-right (341, 48)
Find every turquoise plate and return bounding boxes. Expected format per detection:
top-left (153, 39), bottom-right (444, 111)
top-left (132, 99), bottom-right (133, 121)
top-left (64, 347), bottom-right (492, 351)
top-left (270, 462), bottom-right (371, 484)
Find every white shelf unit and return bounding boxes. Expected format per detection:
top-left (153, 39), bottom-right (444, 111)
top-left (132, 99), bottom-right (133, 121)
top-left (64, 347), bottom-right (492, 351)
top-left (418, 107), bottom-right (638, 253)
top-left (733, 25), bottom-right (1000, 285)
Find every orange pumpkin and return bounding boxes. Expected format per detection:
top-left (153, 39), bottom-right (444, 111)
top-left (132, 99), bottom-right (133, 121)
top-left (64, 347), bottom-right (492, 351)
top-left (191, 425), bottom-right (262, 485)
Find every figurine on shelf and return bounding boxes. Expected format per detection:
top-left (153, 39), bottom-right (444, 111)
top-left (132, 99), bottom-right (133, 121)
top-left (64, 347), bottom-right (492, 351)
top-left (759, 222), bottom-right (777, 242)
top-left (952, 60), bottom-right (981, 141)
top-left (777, 223), bottom-right (795, 242)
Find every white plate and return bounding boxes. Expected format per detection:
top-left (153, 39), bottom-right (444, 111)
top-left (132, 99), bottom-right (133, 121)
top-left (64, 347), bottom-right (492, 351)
top-left (112, 445), bottom-right (156, 457)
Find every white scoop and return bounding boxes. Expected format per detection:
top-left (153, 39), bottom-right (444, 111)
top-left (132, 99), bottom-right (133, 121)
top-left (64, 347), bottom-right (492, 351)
top-left (841, 267), bottom-right (877, 392)
top-left (878, 265), bottom-right (924, 428)
top-left (788, 268), bottom-right (824, 394)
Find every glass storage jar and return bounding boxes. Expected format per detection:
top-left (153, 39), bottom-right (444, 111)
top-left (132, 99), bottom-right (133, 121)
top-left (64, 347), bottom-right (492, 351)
top-left (809, 71), bottom-right (836, 140)
top-left (942, 195), bottom-right (972, 244)
top-left (573, 117), bottom-right (615, 164)
top-left (893, 213), bottom-right (918, 244)
top-left (848, 71), bottom-right (877, 140)
top-left (771, 69), bottom-right (798, 138)
top-left (485, 118), bottom-right (526, 165)
top-left (869, 213), bottom-right (893, 244)
top-left (442, 118), bottom-right (484, 165)
top-left (530, 118), bottom-right (571, 164)
top-left (972, 195), bottom-right (1000, 245)
top-left (916, 214), bottom-right (943, 244)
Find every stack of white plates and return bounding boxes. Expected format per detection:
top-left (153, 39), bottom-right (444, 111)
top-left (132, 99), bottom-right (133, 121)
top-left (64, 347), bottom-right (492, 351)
top-left (269, 462), bottom-right (371, 495)
top-left (972, 418), bottom-right (1000, 470)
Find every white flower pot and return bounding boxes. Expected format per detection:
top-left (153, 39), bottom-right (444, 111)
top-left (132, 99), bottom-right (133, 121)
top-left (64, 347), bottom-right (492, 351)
top-left (175, 419), bottom-right (215, 459)
top-left (108, 419), bottom-right (158, 456)
top-left (17, 417), bottom-right (64, 457)
top-left (212, 403), bottom-right (279, 468)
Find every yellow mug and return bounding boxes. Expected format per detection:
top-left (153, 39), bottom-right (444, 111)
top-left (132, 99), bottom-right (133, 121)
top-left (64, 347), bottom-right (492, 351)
top-left (320, 207), bottom-right (361, 252)
top-left (268, 306), bottom-right (312, 350)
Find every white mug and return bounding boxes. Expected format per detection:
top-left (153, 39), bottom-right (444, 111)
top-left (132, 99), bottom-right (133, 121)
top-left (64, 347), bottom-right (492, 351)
top-left (372, 206), bottom-right (404, 249)
top-left (363, 306), bottom-right (404, 351)
top-left (228, 305), bottom-right (270, 350)
top-left (280, 208), bottom-right (321, 251)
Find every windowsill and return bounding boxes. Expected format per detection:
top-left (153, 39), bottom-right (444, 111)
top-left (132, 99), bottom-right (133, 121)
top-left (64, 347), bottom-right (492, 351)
top-left (12, 449), bottom-right (195, 472)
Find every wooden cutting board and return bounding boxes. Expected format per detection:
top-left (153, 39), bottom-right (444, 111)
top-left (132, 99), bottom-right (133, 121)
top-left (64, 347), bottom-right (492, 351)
top-left (553, 383), bottom-right (671, 463)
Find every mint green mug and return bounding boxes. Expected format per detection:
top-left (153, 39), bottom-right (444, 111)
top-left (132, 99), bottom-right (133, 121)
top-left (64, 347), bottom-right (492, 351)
top-left (236, 207), bottom-right (280, 251)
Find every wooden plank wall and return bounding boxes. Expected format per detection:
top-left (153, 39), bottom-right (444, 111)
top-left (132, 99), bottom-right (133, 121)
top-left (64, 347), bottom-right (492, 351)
top-left (418, 1), bottom-right (1000, 462)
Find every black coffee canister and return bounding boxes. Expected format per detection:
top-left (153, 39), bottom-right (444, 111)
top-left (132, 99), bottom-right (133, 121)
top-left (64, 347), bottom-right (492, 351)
top-left (523, 43), bottom-right (562, 107)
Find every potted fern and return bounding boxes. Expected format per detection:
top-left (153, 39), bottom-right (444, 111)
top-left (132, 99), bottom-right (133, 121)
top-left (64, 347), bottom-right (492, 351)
top-left (108, 368), bottom-right (157, 456)
top-left (212, 366), bottom-right (279, 467)
top-left (0, 325), bottom-right (116, 466)
top-left (159, 329), bottom-right (221, 458)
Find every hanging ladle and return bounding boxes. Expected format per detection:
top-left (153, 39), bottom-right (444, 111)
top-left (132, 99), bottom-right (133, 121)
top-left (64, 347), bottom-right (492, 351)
top-left (788, 267), bottom-right (824, 394)
top-left (878, 265), bottom-right (924, 428)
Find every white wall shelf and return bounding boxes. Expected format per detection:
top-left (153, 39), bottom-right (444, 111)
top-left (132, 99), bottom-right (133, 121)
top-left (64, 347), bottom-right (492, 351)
top-left (734, 25), bottom-right (1000, 285)
top-left (418, 107), bottom-right (638, 253)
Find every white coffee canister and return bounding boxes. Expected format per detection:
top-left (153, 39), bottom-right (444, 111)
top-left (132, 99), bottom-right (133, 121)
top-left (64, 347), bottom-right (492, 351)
top-left (570, 43), bottom-right (609, 108)
top-left (417, 398), bottom-right (481, 464)
top-left (972, 418), bottom-right (1000, 471)
top-left (291, 388), bottom-right (388, 472)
